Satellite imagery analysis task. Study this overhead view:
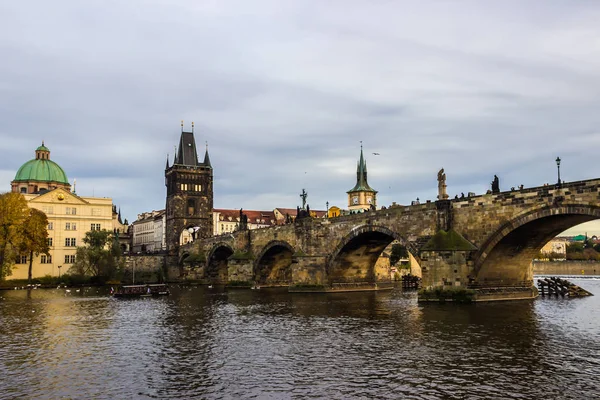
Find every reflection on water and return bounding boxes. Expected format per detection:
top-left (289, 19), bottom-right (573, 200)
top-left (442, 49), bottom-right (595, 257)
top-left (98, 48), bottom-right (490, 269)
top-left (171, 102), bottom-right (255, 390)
top-left (1, 280), bottom-right (599, 399)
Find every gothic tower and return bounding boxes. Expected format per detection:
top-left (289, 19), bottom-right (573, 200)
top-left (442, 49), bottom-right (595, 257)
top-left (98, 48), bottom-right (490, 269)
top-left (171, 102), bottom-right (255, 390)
top-left (165, 124), bottom-right (213, 252)
top-left (347, 145), bottom-right (377, 211)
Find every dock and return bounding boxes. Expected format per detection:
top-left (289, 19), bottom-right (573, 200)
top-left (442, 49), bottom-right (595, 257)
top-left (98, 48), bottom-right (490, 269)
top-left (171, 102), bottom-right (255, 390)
top-left (536, 277), bottom-right (593, 297)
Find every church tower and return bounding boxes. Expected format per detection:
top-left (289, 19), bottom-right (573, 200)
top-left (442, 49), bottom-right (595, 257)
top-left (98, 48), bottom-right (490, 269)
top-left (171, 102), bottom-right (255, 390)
top-left (347, 145), bottom-right (377, 211)
top-left (165, 123), bottom-right (213, 252)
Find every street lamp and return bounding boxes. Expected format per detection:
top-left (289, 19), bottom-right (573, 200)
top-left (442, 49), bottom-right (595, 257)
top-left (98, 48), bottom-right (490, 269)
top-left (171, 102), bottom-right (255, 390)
top-left (556, 156), bottom-right (561, 187)
top-left (58, 265), bottom-right (62, 279)
top-left (326, 201), bottom-right (329, 218)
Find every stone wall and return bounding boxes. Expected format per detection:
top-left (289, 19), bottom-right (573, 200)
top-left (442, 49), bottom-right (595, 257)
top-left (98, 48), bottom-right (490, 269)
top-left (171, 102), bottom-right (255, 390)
top-left (123, 254), bottom-right (167, 283)
top-left (533, 261), bottom-right (600, 276)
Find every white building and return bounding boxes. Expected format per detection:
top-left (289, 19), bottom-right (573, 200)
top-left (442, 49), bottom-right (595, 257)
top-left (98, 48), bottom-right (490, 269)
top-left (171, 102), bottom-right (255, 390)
top-left (132, 209), bottom-right (165, 252)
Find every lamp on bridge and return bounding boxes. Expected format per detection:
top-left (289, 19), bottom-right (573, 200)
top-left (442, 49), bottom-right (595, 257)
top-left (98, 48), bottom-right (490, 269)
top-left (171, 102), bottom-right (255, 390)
top-left (326, 201), bottom-right (329, 218)
top-left (556, 156), bottom-right (562, 187)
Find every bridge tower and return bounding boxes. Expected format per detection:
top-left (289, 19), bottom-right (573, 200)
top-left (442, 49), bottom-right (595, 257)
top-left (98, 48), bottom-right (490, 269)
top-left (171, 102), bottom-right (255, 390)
top-left (165, 123), bottom-right (213, 252)
top-left (347, 144), bottom-right (377, 211)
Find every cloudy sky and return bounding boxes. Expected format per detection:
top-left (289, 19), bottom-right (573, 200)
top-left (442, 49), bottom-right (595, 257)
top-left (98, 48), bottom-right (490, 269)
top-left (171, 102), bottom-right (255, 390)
top-left (1, 1), bottom-right (600, 234)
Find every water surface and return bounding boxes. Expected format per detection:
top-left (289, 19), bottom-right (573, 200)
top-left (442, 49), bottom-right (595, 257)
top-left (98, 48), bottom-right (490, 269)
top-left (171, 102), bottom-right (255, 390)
top-left (1, 279), bottom-right (599, 399)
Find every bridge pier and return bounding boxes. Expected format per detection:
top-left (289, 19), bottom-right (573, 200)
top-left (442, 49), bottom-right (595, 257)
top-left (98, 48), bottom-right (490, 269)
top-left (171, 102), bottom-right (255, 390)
top-left (228, 258), bottom-right (253, 285)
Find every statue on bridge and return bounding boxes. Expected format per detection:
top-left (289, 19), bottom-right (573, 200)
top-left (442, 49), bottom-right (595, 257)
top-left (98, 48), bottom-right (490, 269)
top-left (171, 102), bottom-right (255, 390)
top-left (491, 175), bottom-right (500, 194)
top-left (238, 208), bottom-right (248, 231)
top-left (437, 169), bottom-right (449, 200)
top-left (300, 189), bottom-right (308, 210)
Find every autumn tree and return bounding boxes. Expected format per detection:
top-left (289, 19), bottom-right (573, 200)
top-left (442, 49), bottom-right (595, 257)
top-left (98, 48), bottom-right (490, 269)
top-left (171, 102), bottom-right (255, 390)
top-left (18, 208), bottom-right (50, 283)
top-left (0, 192), bottom-right (29, 279)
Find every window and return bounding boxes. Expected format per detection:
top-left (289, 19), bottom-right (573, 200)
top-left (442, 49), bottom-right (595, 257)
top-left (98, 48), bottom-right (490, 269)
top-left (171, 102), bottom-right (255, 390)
top-left (47, 238), bottom-right (53, 246)
top-left (65, 222), bottom-right (73, 230)
top-left (66, 207), bottom-right (77, 215)
top-left (20, 187), bottom-right (26, 193)
top-left (91, 223), bottom-right (101, 231)
top-left (64, 255), bottom-right (76, 264)
top-left (194, 184), bottom-right (201, 192)
top-left (65, 238), bottom-right (76, 247)
top-left (17, 255), bottom-right (27, 264)
top-left (91, 208), bottom-right (102, 216)
top-left (41, 255), bottom-right (52, 264)
top-left (48, 222), bottom-right (53, 230)
top-left (42, 206), bottom-right (54, 214)
top-left (181, 183), bottom-right (189, 191)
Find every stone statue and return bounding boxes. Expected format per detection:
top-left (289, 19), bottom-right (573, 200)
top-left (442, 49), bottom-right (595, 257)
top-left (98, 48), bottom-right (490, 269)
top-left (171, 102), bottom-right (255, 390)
top-left (437, 168), bottom-right (449, 199)
top-left (491, 175), bottom-right (500, 194)
top-left (300, 189), bottom-right (308, 210)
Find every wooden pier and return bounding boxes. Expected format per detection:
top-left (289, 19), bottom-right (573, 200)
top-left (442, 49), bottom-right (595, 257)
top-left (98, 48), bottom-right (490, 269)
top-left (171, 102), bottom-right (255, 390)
top-left (536, 277), bottom-right (593, 297)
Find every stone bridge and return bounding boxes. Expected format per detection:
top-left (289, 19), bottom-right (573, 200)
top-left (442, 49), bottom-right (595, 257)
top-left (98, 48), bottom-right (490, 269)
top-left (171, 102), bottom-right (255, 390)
top-left (178, 178), bottom-right (600, 300)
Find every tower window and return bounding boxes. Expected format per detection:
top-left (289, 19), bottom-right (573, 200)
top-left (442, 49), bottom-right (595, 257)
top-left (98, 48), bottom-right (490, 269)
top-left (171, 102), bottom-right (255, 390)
top-left (187, 199), bottom-right (196, 216)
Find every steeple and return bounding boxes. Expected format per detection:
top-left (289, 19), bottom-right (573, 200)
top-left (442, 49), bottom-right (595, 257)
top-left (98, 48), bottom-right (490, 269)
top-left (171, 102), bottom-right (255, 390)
top-left (203, 142), bottom-right (212, 168)
top-left (165, 154), bottom-right (170, 170)
top-left (348, 143), bottom-right (375, 193)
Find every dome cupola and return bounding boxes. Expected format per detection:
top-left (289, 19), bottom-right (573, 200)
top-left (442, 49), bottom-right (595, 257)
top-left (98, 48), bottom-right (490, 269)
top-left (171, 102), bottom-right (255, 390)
top-left (11, 142), bottom-right (71, 194)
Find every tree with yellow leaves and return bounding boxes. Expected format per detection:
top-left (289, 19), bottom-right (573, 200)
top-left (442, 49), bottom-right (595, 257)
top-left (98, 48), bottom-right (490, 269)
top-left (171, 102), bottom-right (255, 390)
top-left (0, 192), bottom-right (29, 279)
top-left (19, 208), bottom-right (50, 283)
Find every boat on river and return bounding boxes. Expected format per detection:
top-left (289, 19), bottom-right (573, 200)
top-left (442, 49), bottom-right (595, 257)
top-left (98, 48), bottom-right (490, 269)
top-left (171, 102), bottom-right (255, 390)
top-left (111, 284), bottom-right (170, 298)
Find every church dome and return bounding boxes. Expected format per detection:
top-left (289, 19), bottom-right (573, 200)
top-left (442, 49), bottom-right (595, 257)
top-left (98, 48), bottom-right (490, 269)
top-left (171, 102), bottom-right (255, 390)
top-left (13, 143), bottom-right (69, 185)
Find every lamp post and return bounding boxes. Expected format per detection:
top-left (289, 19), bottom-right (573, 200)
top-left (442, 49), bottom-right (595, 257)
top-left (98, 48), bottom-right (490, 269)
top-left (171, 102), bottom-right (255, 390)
top-left (326, 201), bottom-right (329, 218)
top-left (58, 265), bottom-right (62, 279)
top-left (556, 156), bottom-right (561, 187)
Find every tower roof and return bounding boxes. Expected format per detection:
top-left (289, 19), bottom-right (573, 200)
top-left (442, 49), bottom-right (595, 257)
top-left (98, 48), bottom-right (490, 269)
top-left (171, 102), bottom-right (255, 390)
top-left (347, 146), bottom-right (376, 193)
top-left (174, 131), bottom-right (200, 166)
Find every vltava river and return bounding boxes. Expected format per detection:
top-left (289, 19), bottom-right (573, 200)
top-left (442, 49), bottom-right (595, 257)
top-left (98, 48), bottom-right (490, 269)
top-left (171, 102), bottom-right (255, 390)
top-left (1, 279), bottom-right (599, 399)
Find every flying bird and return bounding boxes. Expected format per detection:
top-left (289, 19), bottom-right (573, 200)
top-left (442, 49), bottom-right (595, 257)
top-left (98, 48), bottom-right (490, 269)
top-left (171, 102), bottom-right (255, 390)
top-left (372, 152), bottom-right (380, 155)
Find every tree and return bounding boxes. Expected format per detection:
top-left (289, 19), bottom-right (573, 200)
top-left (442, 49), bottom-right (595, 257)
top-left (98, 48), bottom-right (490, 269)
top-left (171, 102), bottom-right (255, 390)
top-left (389, 244), bottom-right (409, 266)
top-left (18, 208), bottom-right (50, 283)
top-left (70, 230), bottom-right (123, 281)
top-left (0, 193), bottom-right (29, 280)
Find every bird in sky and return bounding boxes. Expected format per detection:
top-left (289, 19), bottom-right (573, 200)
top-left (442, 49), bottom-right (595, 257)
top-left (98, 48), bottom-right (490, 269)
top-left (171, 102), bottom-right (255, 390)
top-left (373, 152), bottom-right (380, 155)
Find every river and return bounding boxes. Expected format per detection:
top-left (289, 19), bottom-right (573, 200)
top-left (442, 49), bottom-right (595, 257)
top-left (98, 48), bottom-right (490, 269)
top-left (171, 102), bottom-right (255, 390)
top-left (1, 278), bottom-right (599, 399)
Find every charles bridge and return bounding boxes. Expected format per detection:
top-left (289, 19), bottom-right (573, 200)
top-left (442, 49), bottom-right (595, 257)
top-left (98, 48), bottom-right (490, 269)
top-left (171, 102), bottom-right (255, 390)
top-left (175, 178), bottom-right (600, 301)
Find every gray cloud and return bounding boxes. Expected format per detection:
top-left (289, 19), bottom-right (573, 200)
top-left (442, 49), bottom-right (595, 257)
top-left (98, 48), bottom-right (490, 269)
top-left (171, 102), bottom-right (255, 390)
top-left (1, 0), bottom-right (600, 234)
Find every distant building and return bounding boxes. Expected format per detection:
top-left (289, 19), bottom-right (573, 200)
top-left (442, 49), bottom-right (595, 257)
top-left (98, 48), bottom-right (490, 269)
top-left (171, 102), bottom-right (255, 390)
top-left (347, 146), bottom-right (377, 211)
top-left (132, 210), bottom-right (166, 252)
top-left (213, 209), bottom-right (277, 235)
top-left (9, 142), bottom-right (125, 279)
top-left (540, 238), bottom-right (569, 258)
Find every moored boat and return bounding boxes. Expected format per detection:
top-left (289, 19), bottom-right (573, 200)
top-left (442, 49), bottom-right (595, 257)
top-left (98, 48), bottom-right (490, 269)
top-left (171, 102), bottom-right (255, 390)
top-left (111, 284), bottom-right (170, 298)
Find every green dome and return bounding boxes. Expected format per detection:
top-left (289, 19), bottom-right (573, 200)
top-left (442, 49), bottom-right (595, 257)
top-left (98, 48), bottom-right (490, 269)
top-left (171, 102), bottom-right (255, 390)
top-left (14, 159), bottom-right (69, 184)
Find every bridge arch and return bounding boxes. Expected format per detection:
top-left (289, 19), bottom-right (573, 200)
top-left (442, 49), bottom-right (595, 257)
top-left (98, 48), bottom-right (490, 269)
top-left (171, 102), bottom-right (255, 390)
top-left (253, 240), bottom-right (295, 286)
top-left (473, 203), bottom-right (600, 285)
top-left (205, 243), bottom-right (234, 284)
top-left (327, 225), bottom-right (417, 284)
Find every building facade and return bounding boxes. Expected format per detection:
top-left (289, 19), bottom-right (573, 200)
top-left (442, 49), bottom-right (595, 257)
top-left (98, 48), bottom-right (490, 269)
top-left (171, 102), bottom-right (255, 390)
top-left (131, 210), bottom-right (166, 252)
top-left (165, 126), bottom-right (213, 252)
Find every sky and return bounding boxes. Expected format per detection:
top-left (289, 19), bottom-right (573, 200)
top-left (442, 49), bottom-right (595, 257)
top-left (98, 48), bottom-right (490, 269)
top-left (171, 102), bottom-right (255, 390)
top-left (1, 1), bottom-right (600, 234)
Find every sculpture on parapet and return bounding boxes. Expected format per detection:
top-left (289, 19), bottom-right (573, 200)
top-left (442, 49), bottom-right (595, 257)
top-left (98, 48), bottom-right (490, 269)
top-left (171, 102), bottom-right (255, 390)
top-left (300, 188), bottom-right (308, 210)
top-left (437, 168), bottom-right (449, 200)
top-left (491, 175), bottom-right (500, 194)
top-left (238, 208), bottom-right (248, 230)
